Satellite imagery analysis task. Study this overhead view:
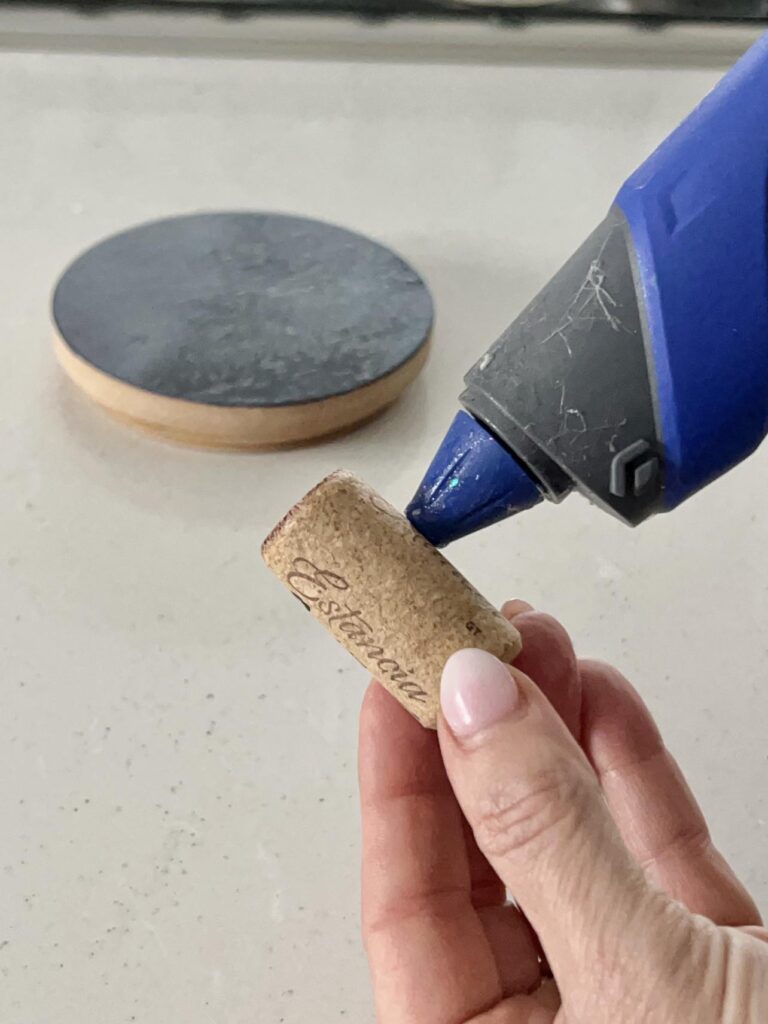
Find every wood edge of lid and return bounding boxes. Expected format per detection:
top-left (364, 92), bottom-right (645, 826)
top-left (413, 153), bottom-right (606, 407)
top-left (53, 328), bottom-right (430, 451)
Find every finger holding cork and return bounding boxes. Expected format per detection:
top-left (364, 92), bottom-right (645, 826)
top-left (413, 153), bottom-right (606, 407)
top-left (262, 471), bottom-right (521, 729)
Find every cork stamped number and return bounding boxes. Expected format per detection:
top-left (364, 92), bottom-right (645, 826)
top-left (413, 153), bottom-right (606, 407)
top-left (262, 471), bottom-right (522, 729)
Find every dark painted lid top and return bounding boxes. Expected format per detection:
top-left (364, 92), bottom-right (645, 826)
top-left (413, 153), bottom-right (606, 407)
top-left (52, 212), bottom-right (433, 408)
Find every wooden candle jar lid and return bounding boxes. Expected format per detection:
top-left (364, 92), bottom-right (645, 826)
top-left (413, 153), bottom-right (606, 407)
top-left (52, 213), bottom-right (433, 449)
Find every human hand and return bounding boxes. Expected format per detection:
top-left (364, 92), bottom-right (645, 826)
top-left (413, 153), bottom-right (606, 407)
top-left (358, 603), bottom-right (768, 1023)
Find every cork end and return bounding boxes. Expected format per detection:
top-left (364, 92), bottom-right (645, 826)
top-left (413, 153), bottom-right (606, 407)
top-left (261, 469), bottom-right (353, 561)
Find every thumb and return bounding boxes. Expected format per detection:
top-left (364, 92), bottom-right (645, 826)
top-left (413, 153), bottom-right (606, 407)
top-left (438, 649), bottom-right (685, 986)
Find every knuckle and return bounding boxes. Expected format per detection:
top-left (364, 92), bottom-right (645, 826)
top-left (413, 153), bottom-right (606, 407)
top-left (640, 820), bottom-right (711, 873)
top-left (473, 765), bottom-right (589, 862)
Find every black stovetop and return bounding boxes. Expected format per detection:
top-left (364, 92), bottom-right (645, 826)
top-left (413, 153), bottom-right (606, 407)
top-left (13, 0), bottom-right (768, 22)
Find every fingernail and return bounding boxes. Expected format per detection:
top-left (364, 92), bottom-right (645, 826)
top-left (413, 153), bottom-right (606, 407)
top-left (501, 599), bottom-right (534, 619)
top-left (441, 649), bottom-right (520, 738)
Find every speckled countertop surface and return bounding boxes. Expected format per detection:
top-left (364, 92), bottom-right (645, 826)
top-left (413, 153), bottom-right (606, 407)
top-left (1, 24), bottom-right (767, 1024)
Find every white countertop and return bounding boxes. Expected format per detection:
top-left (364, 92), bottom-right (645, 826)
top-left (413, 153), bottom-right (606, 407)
top-left (2, 24), bottom-right (767, 1024)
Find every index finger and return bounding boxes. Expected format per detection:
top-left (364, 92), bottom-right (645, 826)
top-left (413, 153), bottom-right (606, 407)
top-left (502, 604), bottom-right (582, 739)
top-left (579, 659), bottom-right (762, 927)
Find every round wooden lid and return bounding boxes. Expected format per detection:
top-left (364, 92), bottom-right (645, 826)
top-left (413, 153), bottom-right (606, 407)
top-left (52, 212), bottom-right (433, 449)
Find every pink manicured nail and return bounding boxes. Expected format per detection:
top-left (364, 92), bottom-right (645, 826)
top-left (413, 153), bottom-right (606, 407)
top-left (440, 649), bottom-right (520, 738)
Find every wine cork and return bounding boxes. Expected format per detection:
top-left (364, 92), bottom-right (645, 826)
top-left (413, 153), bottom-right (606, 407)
top-left (262, 471), bottom-right (522, 729)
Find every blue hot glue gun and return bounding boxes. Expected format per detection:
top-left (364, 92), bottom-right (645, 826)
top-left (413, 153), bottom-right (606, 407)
top-left (407, 35), bottom-right (768, 547)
